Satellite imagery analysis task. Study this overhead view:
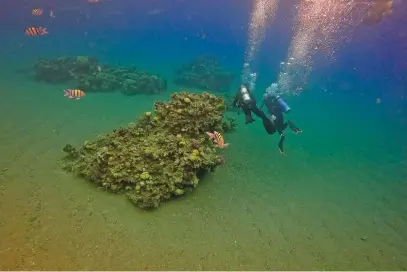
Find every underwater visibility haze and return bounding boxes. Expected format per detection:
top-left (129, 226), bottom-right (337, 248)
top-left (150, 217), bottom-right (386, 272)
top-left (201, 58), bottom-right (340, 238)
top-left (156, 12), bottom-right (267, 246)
top-left (0, 0), bottom-right (406, 270)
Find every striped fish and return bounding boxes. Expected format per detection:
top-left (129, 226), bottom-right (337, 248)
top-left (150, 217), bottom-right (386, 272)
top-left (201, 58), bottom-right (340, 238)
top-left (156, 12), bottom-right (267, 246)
top-left (64, 89), bottom-right (86, 100)
top-left (25, 27), bottom-right (48, 36)
top-left (206, 131), bottom-right (229, 148)
top-left (32, 8), bottom-right (43, 16)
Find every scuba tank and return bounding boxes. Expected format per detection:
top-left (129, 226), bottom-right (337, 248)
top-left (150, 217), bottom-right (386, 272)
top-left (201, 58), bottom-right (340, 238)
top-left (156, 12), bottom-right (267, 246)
top-left (276, 95), bottom-right (291, 113)
top-left (240, 85), bottom-right (252, 104)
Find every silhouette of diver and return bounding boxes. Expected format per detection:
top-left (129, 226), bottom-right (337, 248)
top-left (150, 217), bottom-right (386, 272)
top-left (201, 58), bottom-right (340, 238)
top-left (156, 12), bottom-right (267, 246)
top-left (232, 84), bottom-right (275, 134)
top-left (261, 89), bottom-right (302, 154)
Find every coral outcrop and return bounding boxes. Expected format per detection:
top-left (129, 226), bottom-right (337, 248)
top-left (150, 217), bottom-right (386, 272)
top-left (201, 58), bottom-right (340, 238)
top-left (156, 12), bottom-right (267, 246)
top-left (34, 56), bottom-right (167, 95)
top-left (174, 56), bottom-right (234, 93)
top-left (75, 67), bottom-right (167, 95)
top-left (62, 92), bottom-right (233, 209)
top-left (34, 56), bottom-right (98, 83)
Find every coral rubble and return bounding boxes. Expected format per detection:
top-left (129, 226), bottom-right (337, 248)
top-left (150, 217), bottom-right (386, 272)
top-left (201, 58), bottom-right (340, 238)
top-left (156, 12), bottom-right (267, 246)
top-left (62, 92), bottom-right (233, 209)
top-left (174, 56), bottom-right (234, 93)
top-left (34, 56), bottom-right (167, 95)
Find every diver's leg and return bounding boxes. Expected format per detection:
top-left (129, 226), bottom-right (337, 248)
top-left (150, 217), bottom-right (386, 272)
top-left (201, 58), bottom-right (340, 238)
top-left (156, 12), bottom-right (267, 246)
top-left (251, 105), bottom-right (268, 120)
top-left (242, 105), bottom-right (255, 124)
top-left (275, 122), bottom-right (286, 154)
top-left (263, 119), bottom-right (276, 134)
top-left (251, 104), bottom-right (276, 134)
top-left (278, 133), bottom-right (286, 154)
top-left (269, 112), bottom-right (287, 153)
top-left (287, 120), bottom-right (302, 133)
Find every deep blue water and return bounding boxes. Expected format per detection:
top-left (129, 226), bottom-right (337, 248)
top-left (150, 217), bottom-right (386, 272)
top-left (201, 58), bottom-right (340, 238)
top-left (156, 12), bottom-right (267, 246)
top-left (2, 0), bottom-right (406, 99)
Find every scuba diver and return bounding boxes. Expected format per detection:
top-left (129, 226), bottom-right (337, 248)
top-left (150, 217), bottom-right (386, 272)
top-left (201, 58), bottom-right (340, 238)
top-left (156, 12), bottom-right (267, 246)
top-left (232, 84), bottom-right (275, 134)
top-left (260, 84), bottom-right (302, 154)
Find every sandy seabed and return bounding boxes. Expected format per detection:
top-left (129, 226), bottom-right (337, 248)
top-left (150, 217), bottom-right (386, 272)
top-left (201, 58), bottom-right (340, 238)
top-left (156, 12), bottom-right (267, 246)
top-left (0, 72), bottom-right (406, 270)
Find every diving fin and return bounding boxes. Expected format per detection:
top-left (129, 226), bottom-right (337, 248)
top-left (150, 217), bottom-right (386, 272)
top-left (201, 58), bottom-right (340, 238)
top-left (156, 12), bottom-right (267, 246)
top-left (245, 115), bottom-right (255, 124)
top-left (288, 120), bottom-right (302, 133)
top-left (278, 134), bottom-right (285, 154)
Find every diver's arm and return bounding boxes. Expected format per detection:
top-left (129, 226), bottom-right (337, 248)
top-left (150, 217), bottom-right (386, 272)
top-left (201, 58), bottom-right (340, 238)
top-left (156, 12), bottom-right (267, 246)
top-left (248, 89), bottom-right (257, 104)
top-left (247, 88), bottom-right (255, 99)
top-left (232, 93), bottom-right (239, 107)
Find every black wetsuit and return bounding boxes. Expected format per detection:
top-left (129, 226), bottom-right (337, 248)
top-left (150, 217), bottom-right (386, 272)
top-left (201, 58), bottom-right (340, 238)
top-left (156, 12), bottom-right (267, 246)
top-left (233, 85), bottom-right (275, 134)
top-left (262, 95), bottom-right (301, 153)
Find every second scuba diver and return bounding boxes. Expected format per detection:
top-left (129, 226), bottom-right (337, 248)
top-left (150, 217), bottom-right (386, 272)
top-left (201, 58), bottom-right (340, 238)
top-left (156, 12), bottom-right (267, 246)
top-left (232, 84), bottom-right (275, 134)
top-left (261, 84), bottom-right (302, 154)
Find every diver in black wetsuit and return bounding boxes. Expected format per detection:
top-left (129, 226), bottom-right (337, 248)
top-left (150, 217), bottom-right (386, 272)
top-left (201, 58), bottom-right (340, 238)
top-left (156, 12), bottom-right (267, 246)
top-left (232, 84), bottom-right (275, 134)
top-left (261, 90), bottom-right (302, 154)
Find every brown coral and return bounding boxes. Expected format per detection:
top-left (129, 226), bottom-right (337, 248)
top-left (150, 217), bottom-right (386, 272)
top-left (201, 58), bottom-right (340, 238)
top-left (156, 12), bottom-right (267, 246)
top-left (62, 91), bottom-right (231, 209)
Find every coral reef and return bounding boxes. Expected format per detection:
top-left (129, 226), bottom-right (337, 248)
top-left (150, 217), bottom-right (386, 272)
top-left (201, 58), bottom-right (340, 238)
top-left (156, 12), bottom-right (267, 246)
top-left (75, 67), bottom-right (167, 95)
top-left (174, 56), bottom-right (234, 93)
top-left (222, 117), bottom-right (237, 132)
top-left (62, 92), bottom-right (233, 209)
top-left (34, 56), bottom-right (167, 95)
top-left (34, 56), bottom-right (98, 83)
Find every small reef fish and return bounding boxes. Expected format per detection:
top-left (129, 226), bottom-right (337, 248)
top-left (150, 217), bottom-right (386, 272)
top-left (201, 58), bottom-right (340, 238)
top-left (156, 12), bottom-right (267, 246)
top-left (32, 8), bottom-right (43, 16)
top-left (25, 27), bottom-right (48, 36)
top-left (88, 0), bottom-right (102, 3)
top-left (50, 10), bottom-right (55, 18)
top-left (64, 89), bottom-right (86, 100)
top-left (206, 131), bottom-right (229, 148)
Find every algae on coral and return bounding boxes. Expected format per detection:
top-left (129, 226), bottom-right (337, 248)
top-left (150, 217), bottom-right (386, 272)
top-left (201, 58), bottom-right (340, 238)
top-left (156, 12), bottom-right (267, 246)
top-left (62, 92), bottom-right (231, 209)
top-left (34, 56), bottom-right (167, 95)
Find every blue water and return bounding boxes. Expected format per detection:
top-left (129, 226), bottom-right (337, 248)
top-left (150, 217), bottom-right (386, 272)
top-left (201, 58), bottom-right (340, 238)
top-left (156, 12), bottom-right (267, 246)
top-left (0, 0), bottom-right (406, 270)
